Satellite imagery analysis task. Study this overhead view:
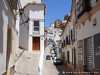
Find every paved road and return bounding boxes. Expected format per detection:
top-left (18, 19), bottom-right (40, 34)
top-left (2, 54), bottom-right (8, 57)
top-left (43, 44), bottom-right (73, 75)
top-left (14, 50), bottom-right (40, 75)
top-left (14, 45), bottom-right (73, 75)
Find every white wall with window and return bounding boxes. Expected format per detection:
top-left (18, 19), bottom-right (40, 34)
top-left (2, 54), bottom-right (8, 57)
top-left (33, 21), bottom-right (40, 32)
top-left (19, 3), bottom-right (45, 75)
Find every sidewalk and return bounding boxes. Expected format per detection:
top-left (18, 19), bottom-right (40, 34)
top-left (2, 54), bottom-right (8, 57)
top-left (14, 50), bottom-right (40, 75)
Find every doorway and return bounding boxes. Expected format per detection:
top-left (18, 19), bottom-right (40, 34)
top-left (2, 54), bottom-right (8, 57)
top-left (32, 37), bottom-right (40, 50)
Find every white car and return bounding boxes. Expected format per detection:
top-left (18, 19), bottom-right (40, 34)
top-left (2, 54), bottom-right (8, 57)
top-left (53, 57), bottom-right (62, 65)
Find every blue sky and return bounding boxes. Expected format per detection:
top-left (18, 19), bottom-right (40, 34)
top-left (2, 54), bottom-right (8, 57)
top-left (42, 0), bottom-right (72, 27)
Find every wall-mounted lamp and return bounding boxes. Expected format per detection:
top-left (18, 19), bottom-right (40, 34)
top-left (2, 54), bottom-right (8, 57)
top-left (19, 9), bottom-right (24, 15)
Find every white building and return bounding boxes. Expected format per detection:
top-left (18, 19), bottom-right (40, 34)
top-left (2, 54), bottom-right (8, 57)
top-left (46, 23), bottom-right (62, 57)
top-left (60, 13), bottom-right (74, 71)
top-left (0, 0), bottom-right (18, 75)
top-left (18, 0), bottom-right (46, 74)
top-left (74, 0), bottom-right (100, 73)
top-left (60, 0), bottom-right (100, 73)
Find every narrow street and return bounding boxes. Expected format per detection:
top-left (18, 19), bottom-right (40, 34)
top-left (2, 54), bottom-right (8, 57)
top-left (0, 0), bottom-right (100, 75)
top-left (43, 44), bottom-right (73, 75)
top-left (15, 50), bottom-right (40, 75)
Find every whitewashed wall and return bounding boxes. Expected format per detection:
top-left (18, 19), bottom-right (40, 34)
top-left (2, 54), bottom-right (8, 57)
top-left (21, 5), bottom-right (45, 52)
top-left (15, 10), bottom-right (20, 58)
top-left (20, 0), bottom-right (41, 8)
top-left (0, 0), bottom-right (16, 74)
top-left (19, 4), bottom-right (45, 75)
top-left (77, 10), bottom-right (100, 40)
top-left (76, 10), bottom-right (100, 64)
top-left (19, 21), bottom-right (29, 50)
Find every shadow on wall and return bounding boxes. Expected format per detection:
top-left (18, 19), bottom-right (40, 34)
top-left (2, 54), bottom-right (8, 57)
top-left (0, 0), bottom-right (5, 53)
top-left (0, 0), bottom-right (14, 53)
top-left (0, 0), bottom-right (14, 74)
top-left (19, 4), bottom-right (30, 50)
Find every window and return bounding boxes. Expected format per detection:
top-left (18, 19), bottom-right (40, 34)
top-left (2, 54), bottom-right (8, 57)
top-left (66, 36), bottom-right (68, 45)
top-left (76, 0), bottom-right (84, 18)
top-left (72, 28), bottom-right (75, 42)
top-left (68, 35), bottom-right (70, 45)
top-left (71, 30), bottom-right (73, 41)
top-left (34, 21), bottom-right (39, 31)
top-left (67, 51), bottom-right (70, 63)
top-left (61, 42), bottom-right (63, 48)
top-left (64, 40), bottom-right (66, 47)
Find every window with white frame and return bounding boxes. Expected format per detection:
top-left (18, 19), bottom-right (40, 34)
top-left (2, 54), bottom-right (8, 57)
top-left (34, 21), bottom-right (39, 31)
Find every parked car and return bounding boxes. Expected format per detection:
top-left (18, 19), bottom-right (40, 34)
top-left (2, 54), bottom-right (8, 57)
top-left (46, 55), bottom-right (51, 60)
top-left (53, 57), bottom-right (62, 65)
top-left (51, 54), bottom-right (56, 60)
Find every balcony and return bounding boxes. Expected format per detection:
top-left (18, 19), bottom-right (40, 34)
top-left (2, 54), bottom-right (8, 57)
top-left (76, 0), bottom-right (92, 20)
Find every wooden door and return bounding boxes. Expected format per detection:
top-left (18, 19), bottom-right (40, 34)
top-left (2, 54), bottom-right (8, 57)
top-left (33, 37), bottom-right (40, 50)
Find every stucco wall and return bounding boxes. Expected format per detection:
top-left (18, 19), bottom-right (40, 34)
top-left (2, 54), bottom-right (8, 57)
top-left (24, 5), bottom-right (45, 51)
top-left (19, 22), bottom-right (29, 50)
top-left (20, 0), bottom-right (41, 8)
top-left (76, 10), bottom-right (100, 65)
top-left (77, 10), bottom-right (100, 40)
top-left (0, 0), bottom-right (15, 73)
top-left (15, 12), bottom-right (20, 57)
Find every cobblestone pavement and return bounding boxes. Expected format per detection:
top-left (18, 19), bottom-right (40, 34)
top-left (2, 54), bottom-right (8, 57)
top-left (14, 50), bottom-right (40, 75)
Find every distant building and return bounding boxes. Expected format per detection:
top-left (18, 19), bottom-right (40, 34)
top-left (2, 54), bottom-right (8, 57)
top-left (54, 19), bottom-right (67, 30)
top-left (60, 14), bottom-right (73, 71)
top-left (54, 19), bottom-right (62, 28)
top-left (46, 22), bottom-right (62, 57)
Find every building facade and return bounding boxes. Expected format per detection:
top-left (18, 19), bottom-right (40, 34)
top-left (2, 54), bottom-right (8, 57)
top-left (45, 22), bottom-right (62, 57)
top-left (60, 0), bottom-right (100, 75)
top-left (73, 0), bottom-right (100, 74)
top-left (19, 0), bottom-right (45, 52)
top-left (18, 0), bottom-right (46, 74)
top-left (0, 0), bottom-right (18, 75)
top-left (60, 13), bottom-right (74, 71)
